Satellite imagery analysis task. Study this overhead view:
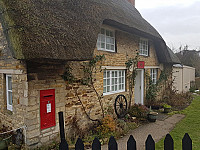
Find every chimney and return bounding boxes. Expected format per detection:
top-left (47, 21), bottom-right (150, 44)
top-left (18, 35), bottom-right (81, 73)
top-left (127, 0), bottom-right (135, 7)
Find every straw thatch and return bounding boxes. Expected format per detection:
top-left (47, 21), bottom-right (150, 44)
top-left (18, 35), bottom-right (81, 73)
top-left (0, 0), bottom-right (176, 63)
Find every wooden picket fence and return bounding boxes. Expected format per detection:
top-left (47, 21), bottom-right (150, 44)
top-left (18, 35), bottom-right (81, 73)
top-left (58, 112), bottom-right (192, 150)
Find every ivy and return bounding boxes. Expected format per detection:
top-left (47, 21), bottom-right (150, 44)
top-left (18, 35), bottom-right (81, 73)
top-left (61, 66), bottom-right (75, 84)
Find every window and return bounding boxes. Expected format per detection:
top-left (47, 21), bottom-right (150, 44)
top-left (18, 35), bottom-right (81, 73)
top-left (139, 38), bottom-right (148, 56)
top-left (6, 75), bottom-right (12, 111)
top-left (97, 28), bottom-right (115, 52)
top-left (103, 70), bottom-right (125, 95)
top-left (150, 69), bottom-right (157, 84)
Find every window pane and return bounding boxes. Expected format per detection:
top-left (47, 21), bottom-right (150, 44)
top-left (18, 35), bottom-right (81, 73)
top-left (107, 79), bottom-right (110, 85)
top-left (112, 71), bottom-right (114, 77)
top-left (122, 77), bottom-right (124, 83)
top-left (119, 71), bottom-right (121, 77)
top-left (106, 37), bottom-right (111, 43)
top-left (115, 78), bottom-right (117, 84)
top-left (115, 85), bottom-right (117, 90)
top-left (119, 84), bottom-right (121, 90)
top-left (103, 71), bottom-right (106, 78)
top-left (103, 87), bottom-right (106, 93)
top-left (107, 86), bottom-right (110, 92)
top-left (101, 43), bottom-right (105, 48)
top-left (112, 85), bottom-right (114, 91)
top-left (115, 71), bottom-right (117, 77)
top-left (107, 71), bottom-right (110, 77)
top-left (8, 92), bottom-right (12, 105)
top-left (112, 78), bottom-right (114, 84)
top-left (111, 38), bottom-right (114, 44)
top-left (8, 77), bottom-right (12, 90)
top-left (101, 35), bottom-right (105, 42)
top-left (111, 45), bottom-right (114, 50)
top-left (103, 79), bottom-right (106, 86)
top-left (106, 44), bottom-right (110, 50)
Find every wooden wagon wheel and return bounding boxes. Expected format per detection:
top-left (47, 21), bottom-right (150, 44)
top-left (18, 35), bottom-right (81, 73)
top-left (114, 94), bottom-right (128, 118)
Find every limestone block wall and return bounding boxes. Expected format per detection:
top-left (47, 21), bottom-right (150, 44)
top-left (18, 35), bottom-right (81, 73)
top-left (0, 23), bottom-right (28, 129)
top-left (25, 62), bottom-right (66, 147)
top-left (0, 20), bottom-right (165, 148)
top-left (64, 29), bottom-right (162, 136)
top-left (0, 63), bottom-right (27, 129)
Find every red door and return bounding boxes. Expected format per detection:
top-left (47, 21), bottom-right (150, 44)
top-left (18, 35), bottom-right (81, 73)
top-left (40, 89), bottom-right (56, 130)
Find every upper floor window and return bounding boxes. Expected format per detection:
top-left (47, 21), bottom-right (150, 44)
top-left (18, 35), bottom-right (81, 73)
top-left (139, 38), bottom-right (148, 56)
top-left (150, 69), bottom-right (157, 84)
top-left (6, 75), bottom-right (12, 111)
top-left (97, 28), bottom-right (115, 52)
top-left (103, 70), bottom-right (125, 95)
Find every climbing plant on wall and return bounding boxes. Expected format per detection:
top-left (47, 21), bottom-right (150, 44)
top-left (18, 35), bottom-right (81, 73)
top-left (62, 55), bottom-right (105, 123)
top-left (125, 51), bottom-right (139, 109)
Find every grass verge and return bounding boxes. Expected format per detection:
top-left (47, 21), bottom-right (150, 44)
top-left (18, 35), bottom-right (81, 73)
top-left (156, 96), bottom-right (200, 150)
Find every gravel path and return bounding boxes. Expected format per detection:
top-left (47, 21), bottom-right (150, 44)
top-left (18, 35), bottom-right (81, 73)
top-left (101, 114), bottom-right (185, 150)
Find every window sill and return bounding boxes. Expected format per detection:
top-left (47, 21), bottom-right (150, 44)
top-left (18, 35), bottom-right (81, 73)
top-left (103, 90), bottom-right (125, 96)
top-left (97, 49), bottom-right (116, 53)
top-left (139, 54), bottom-right (149, 57)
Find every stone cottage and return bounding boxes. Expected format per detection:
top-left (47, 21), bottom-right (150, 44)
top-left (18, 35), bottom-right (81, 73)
top-left (0, 0), bottom-right (180, 148)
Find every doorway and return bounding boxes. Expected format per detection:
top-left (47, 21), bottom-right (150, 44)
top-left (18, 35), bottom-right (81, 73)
top-left (134, 69), bottom-right (144, 104)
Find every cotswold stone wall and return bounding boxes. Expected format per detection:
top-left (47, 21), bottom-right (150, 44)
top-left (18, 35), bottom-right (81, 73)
top-left (0, 22), bottom-right (163, 148)
top-left (25, 62), bottom-right (66, 147)
top-left (0, 23), bottom-right (27, 130)
top-left (64, 30), bottom-right (162, 136)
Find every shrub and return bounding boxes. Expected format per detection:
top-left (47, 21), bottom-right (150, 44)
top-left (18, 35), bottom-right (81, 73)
top-left (163, 104), bottom-right (171, 108)
top-left (96, 115), bottom-right (116, 137)
top-left (164, 92), bottom-right (193, 110)
top-left (128, 104), bottom-right (149, 119)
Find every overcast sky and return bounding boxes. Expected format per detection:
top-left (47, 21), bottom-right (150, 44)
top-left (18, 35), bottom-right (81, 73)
top-left (136, 0), bottom-right (200, 52)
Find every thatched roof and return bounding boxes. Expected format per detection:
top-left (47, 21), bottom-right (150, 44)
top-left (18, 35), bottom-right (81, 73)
top-left (166, 47), bottom-right (181, 64)
top-left (0, 0), bottom-right (172, 62)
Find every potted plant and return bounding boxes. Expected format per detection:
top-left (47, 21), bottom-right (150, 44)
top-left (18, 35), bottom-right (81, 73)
top-left (163, 104), bottom-right (171, 113)
top-left (147, 106), bottom-right (158, 122)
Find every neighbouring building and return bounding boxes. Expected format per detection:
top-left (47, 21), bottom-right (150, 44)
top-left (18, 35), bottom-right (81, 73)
top-left (173, 64), bottom-right (195, 93)
top-left (0, 0), bottom-right (180, 148)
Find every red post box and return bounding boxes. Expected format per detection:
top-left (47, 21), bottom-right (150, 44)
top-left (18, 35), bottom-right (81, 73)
top-left (40, 89), bottom-right (56, 130)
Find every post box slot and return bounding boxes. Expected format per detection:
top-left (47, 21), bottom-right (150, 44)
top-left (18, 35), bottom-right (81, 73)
top-left (44, 95), bottom-right (53, 97)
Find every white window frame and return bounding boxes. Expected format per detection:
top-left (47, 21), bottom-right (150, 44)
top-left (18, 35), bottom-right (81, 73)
top-left (150, 69), bottom-right (157, 84)
top-left (97, 27), bottom-right (115, 52)
top-left (103, 70), bottom-right (125, 95)
top-left (6, 75), bottom-right (12, 111)
top-left (139, 38), bottom-right (149, 56)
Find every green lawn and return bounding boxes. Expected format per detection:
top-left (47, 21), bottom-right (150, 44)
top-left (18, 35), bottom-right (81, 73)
top-left (156, 96), bottom-right (200, 150)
